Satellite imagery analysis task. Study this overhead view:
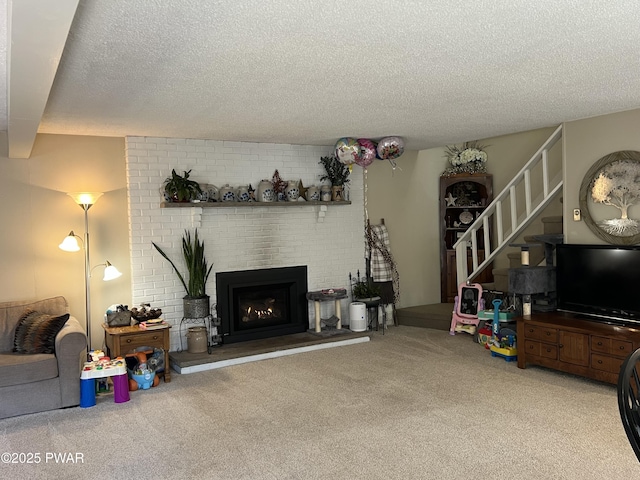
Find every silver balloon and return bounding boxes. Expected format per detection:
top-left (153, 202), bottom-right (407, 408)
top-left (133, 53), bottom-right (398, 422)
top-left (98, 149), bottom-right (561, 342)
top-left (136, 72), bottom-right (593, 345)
top-left (376, 136), bottom-right (405, 160)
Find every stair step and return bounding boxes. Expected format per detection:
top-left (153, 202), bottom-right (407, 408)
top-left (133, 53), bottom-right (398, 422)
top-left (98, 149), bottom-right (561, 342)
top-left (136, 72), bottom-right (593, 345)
top-left (542, 216), bottom-right (563, 234)
top-left (491, 268), bottom-right (509, 292)
top-left (531, 233), bottom-right (564, 245)
top-left (396, 304), bottom-right (453, 331)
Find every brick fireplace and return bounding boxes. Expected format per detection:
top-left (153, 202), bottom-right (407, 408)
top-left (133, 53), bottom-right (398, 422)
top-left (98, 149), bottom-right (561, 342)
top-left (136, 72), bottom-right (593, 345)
top-left (125, 137), bottom-right (365, 350)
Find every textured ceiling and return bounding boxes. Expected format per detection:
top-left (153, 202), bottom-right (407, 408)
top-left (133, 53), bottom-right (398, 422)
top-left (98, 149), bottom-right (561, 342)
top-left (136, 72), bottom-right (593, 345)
top-left (8, 1), bottom-right (640, 154)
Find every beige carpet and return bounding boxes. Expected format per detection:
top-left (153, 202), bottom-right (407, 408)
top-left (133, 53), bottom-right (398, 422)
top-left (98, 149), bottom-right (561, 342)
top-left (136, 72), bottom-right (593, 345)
top-left (1, 326), bottom-right (639, 479)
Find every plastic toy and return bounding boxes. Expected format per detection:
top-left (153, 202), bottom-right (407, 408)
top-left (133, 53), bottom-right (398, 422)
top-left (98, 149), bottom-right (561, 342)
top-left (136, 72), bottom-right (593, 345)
top-left (488, 299), bottom-right (517, 361)
top-left (80, 356), bottom-right (129, 407)
top-left (127, 350), bottom-right (160, 391)
top-left (450, 282), bottom-right (484, 335)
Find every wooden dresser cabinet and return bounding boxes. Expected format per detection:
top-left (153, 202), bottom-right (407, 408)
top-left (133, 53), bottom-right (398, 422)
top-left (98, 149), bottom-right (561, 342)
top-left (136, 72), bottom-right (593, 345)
top-left (517, 312), bottom-right (640, 384)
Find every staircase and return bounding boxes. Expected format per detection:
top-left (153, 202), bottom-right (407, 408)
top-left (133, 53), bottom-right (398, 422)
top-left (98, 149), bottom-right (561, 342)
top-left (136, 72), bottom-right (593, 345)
top-left (492, 215), bottom-right (563, 292)
top-left (396, 127), bottom-right (564, 332)
top-left (454, 125), bottom-right (563, 287)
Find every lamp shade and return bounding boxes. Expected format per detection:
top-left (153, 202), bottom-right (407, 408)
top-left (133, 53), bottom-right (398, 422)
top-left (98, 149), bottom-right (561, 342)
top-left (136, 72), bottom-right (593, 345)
top-left (59, 231), bottom-right (81, 252)
top-left (103, 261), bottom-right (122, 281)
top-left (67, 192), bottom-right (103, 206)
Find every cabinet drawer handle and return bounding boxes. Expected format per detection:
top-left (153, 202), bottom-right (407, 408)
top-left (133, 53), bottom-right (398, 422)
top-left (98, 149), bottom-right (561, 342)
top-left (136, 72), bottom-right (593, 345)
top-left (597, 341), bottom-right (603, 346)
top-left (546, 348), bottom-right (552, 353)
top-left (528, 329), bottom-right (534, 333)
top-left (597, 360), bottom-right (603, 364)
top-left (545, 332), bottom-right (551, 336)
top-left (153, 335), bottom-right (159, 340)
top-left (620, 346), bottom-right (626, 350)
top-left (528, 345), bottom-right (534, 350)
top-left (559, 344), bottom-right (564, 348)
top-left (126, 339), bottom-right (132, 343)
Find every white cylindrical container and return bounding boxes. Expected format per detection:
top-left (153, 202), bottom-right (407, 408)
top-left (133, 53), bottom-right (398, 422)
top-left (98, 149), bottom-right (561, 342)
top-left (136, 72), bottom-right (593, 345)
top-left (349, 302), bottom-right (367, 332)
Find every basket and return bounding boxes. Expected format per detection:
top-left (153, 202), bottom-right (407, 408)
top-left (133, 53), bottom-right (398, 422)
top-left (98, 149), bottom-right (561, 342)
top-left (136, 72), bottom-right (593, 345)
top-left (105, 311), bottom-right (132, 327)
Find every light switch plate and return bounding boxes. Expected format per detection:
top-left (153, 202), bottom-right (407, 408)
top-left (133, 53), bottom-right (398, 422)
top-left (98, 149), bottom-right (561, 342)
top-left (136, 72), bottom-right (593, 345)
top-left (573, 208), bottom-right (581, 221)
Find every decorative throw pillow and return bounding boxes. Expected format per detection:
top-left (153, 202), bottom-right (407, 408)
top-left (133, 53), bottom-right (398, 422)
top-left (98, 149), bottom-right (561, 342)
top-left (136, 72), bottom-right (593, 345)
top-left (13, 309), bottom-right (70, 354)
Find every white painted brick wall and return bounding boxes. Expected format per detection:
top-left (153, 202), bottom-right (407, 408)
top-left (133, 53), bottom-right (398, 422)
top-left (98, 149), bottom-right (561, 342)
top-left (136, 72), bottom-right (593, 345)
top-left (126, 137), bottom-right (365, 350)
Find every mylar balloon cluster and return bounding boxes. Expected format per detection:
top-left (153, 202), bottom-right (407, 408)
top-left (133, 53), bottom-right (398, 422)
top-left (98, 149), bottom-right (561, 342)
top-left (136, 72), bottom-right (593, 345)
top-left (334, 136), bottom-right (404, 172)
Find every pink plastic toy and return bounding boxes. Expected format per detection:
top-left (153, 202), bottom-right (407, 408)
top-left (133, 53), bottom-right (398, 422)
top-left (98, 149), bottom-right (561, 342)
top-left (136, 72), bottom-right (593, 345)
top-left (450, 282), bottom-right (484, 335)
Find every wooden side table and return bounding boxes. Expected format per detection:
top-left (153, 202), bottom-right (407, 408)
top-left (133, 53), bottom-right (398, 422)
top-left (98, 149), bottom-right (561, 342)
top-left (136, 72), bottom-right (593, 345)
top-left (102, 324), bottom-right (172, 382)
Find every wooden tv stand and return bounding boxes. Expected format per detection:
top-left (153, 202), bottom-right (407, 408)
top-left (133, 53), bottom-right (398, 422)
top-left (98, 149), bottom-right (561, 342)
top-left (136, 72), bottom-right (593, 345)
top-left (517, 312), bottom-right (640, 384)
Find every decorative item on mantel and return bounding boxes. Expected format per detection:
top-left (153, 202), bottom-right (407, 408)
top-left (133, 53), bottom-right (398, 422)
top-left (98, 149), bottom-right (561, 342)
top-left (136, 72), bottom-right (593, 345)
top-left (306, 185), bottom-right (320, 201)
top-left (285, 180), bottom-right (300, 201)
top-left (320, 185), bottom-right (331, 202)
top-left (297, 180), bottom-right (307, 201)
top-left (441, 141), bottom-right (488, 177)
top-left (236, 185), bottom-right (251, 202)
top-left (257, 179), bottom-right (275, 202)
top-left (319, 154), bottom-right (351, 201)
top-left (219, 184), bottom-right (236, 202)
top-left (272, 170), bottom-right (287, 201)
top-left (162, 169), bottom-right (203, 202)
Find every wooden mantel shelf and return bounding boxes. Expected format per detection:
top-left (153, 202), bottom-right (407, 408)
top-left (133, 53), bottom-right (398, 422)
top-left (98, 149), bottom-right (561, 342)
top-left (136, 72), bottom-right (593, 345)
top-left (161, 200), bottom-right (352, 208)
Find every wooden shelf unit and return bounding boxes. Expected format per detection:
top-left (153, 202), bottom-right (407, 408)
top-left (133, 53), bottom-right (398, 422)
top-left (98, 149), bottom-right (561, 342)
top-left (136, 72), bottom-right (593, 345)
top-left (439, 174), bottom-right (493, 303)
top-left (517, 312), bottom-right (640, 384)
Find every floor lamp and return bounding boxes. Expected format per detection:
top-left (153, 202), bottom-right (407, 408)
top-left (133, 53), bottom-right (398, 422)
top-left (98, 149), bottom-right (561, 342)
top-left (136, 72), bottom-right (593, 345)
top-left (59, 192), bottom-right (122, 352)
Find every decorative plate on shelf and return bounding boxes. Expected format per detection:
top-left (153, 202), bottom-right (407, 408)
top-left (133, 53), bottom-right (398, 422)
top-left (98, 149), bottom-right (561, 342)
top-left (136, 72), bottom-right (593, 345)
top-left (459, 210), bottom-right (474, 225)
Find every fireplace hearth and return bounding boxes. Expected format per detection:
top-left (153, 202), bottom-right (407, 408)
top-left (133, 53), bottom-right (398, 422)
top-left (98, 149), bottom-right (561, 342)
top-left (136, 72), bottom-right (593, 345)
top-left (216, 266), bottom-right (308, 344)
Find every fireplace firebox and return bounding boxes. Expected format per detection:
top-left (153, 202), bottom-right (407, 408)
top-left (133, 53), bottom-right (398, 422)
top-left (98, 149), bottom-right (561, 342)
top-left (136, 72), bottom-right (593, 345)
top-left (216, 266), bottom-right (308, 344)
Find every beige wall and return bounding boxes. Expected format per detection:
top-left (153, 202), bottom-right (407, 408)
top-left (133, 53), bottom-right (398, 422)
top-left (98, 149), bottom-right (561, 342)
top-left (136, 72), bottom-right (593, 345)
top-left (563, 108), bottom-right (640, 244)
top-left (366, 126), bottom-right (563, 307)
top-left (364, 150), bottom-right (446, 307)
top-left (0, 134), bottom-right (129, 349)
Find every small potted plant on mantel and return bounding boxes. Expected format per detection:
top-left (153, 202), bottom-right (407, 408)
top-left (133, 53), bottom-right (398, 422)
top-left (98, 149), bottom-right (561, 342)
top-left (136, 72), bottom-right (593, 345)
top-left (319, 155), bottom-right (350, 201)
top-left (163, 169), bottom-right (202, 202)
top-left (152, 229), bottom-right (213, 319)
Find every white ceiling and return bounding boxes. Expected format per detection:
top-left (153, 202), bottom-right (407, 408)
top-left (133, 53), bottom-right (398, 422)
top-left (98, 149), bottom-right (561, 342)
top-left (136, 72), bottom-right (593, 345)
top-left (4, 0), bottom-right (640, 158)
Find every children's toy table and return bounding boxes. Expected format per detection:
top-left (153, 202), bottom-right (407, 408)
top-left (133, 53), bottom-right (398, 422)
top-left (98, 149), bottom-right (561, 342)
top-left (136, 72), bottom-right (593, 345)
top-left (80, 358), bottom-right (130, 408)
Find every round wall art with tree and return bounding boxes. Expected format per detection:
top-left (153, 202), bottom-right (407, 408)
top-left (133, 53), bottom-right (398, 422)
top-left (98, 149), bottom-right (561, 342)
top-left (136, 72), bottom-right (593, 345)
top-left (579, 150), bottom-right (640, 245)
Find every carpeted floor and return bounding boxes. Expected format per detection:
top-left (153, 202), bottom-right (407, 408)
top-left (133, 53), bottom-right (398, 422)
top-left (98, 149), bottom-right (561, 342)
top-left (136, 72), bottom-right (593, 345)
top-left (1, 325), bottom-right (638, 479)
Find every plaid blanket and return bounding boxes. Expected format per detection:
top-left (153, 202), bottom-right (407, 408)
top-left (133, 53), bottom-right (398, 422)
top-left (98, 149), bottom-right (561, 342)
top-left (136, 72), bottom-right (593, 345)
top-left (366, 224), bottom-right (393, 282)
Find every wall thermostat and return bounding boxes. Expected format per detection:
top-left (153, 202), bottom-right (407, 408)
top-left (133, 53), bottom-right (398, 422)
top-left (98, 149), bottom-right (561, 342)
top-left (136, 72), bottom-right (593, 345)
top-left (573, 208), bottom-right (581, 221)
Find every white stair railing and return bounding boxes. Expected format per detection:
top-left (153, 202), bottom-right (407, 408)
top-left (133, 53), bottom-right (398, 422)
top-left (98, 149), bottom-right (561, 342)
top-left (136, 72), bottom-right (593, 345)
top-left (455, 124), bottom-right (563, 286)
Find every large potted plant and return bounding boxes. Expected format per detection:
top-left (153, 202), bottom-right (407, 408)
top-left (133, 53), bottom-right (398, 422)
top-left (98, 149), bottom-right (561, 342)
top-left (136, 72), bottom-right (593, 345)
top-left (163, 169), bottom-right (203, 202)
top-left (152, 229), bottom-right (213, 318)
top-left (319, 155), bottom-right (350, 201)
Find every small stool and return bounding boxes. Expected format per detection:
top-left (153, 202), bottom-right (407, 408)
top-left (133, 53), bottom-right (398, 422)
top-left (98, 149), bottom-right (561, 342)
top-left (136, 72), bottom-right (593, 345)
top-left (306, 290), bottom-right (348, 333)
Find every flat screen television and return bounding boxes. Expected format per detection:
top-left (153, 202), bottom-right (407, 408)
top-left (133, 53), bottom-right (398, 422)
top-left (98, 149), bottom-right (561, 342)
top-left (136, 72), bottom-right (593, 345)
top-left (556, 243), bottom-right (640, 325)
